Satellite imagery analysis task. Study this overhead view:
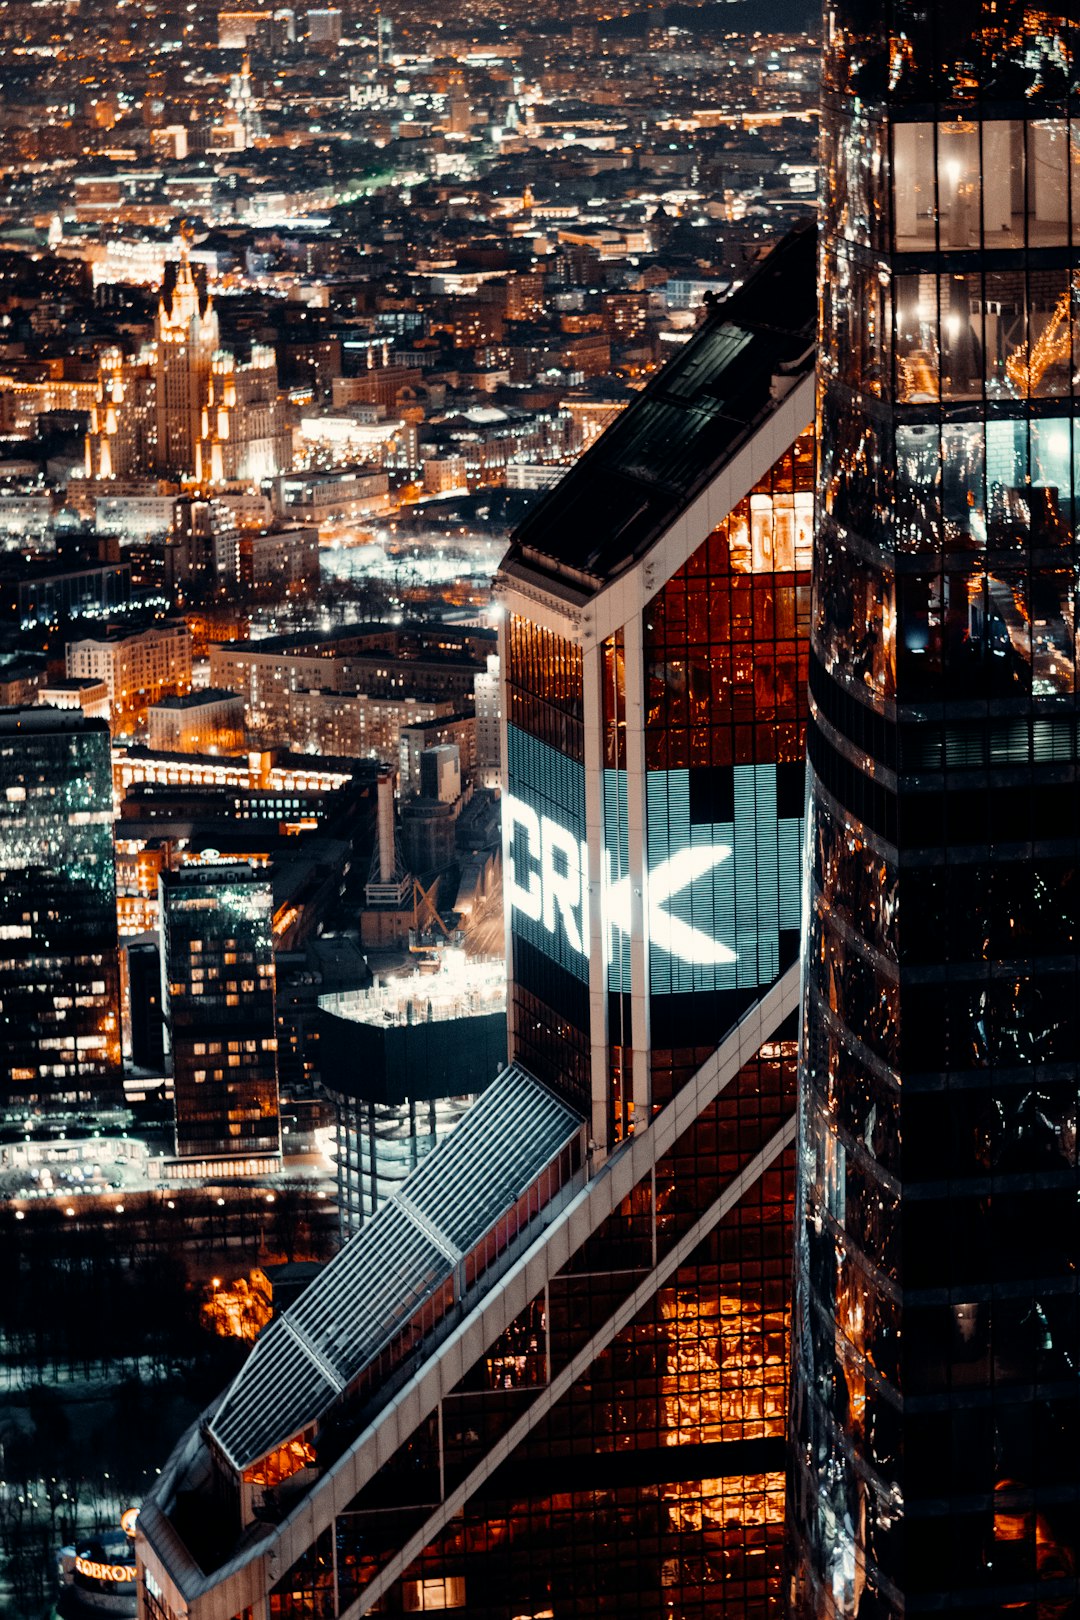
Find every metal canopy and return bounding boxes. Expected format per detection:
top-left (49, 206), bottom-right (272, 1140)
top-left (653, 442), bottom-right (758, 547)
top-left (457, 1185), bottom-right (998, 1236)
top-left (209, 1063), bottom-right (582, 1472)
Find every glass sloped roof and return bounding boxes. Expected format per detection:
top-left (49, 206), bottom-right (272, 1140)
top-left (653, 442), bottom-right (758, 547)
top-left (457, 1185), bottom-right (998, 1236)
top-left (506, 221), bottom-right (816, 590)
top-left (209, 1064), bottom-right (582, 1472)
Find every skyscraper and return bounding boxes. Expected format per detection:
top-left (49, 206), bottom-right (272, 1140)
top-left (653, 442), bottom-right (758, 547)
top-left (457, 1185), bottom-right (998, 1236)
top-left (0, 707), bottom-right (121, 1105)
top-left (160, 863), bottom-right (282, 1174)
top-left (86, 249), bottom-right (289, 487)
top-left (136, 226), bottom-right (816, 1620)
top-left (788, 9), bottom-right (1080, 1616)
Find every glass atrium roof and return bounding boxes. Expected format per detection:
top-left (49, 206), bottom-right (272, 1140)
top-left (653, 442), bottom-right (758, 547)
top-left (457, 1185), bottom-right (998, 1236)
top-left (209, 1064), bottom-right (583, 1472)
top-left (505, 221), bottom-right (816, 590)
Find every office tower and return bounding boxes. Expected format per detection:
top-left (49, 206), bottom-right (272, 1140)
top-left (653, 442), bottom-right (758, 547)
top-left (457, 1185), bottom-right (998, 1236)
top-left (0, 708), bottom-right (121, 1105)
top-left (126, 937), bottom-right (165, 1071)
top-left (376, 7), bottom-right (392, 68)
top-left (305, 6), bottom-right (341, 47)
top-left (160, 864), bottom-right (281, 1174)
top-left (787, 11), bottom-right (1080, 1618)
top-left (473, 652), bottom-right (502, 786)
top-left (136, 226), bottom-right (815, 1620)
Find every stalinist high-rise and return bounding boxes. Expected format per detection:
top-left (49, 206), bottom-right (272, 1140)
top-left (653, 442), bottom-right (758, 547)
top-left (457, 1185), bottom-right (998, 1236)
top-left (788, 6), bottom-right (1080, 1617)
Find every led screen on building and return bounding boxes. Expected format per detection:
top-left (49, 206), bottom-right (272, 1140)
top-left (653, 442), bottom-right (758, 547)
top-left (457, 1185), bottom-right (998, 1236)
top-left (506, 726), bottom-right (803, 1005)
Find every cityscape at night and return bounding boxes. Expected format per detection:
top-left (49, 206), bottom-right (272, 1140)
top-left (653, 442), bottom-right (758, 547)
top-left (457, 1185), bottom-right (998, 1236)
top-left (1, 2), bottom-right (1080, 1619)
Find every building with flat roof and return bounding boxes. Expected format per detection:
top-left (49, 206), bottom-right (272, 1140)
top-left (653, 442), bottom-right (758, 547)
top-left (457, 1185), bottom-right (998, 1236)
top-left (38, 675), bottom-right (111, 722)
top-left (320, 953), bottom-right (507, 1238)
top-left (209, 624), bottom-right (485, 745)
top-left (66, 619), bottom-right (192, 730)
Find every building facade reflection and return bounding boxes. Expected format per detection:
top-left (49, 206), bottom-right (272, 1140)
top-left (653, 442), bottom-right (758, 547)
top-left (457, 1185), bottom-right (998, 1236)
top-left (788, 7), bottom-right (1080, 1617)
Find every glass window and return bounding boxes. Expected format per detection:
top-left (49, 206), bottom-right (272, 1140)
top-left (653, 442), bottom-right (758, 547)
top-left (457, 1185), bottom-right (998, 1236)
top-left (937, 120), bottom-right (981, 249)
top-left (982, 121), bottom-right (1025, 247)
top-left (986, 420), bottom-right (1029, 547)
top-left (940, 273), bottom-right (984, 401)
top-left (1031, 570), bottom-right (1075, 696)
top-left (1022, 270), bottom-right (1071, 398)
top-left (895, 423), bottom-right (942, 553)
top-left (1030, 417), bottom-right (1073, 511)
top-left (983, 270), bottom-right (1027, 398)
top-left (942, 421), bottom-right (986, 549)
top-left (895, 272), bottom-right (939, 402)
top-left (1027, 119), bottom-right (1069, 246)
top-left (892, 121), bottom-right (936, 249)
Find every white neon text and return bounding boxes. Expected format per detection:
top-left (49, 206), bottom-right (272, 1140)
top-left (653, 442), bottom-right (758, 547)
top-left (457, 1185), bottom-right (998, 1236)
top-left (505, 796), bottom-right (737, 968)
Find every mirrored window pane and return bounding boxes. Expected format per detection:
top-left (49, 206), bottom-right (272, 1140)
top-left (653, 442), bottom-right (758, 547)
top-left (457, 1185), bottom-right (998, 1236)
top-left (1024, 270), bottom-right (1070, 398)
top-left (942, 421), bottom-right (986, 550)
top-left (983, 270), bottom-right (1026, 399)
top-left (940, 273), bottom-right (984, 400)
top-left (895, 272), bottom-right (939, 402)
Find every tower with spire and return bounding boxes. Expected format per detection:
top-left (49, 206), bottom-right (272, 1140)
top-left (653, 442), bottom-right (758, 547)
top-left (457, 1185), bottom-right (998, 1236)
top-left (154, 241), bottom-right (220, 481)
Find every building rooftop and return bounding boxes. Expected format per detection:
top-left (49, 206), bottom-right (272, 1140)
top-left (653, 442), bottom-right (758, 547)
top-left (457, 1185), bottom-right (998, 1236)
top-left (0, 704), bottom-right (110, 735)
top-left (40, 677), bottom-right (107, 692)
top-left (503, 221), bottom-right (816, 593)
top-left (320, 951), bottom-right (505, 1029)
top-left (149, 687), bottom-right (243, 710)
top-left (159, 860), bottom-right (268, 892)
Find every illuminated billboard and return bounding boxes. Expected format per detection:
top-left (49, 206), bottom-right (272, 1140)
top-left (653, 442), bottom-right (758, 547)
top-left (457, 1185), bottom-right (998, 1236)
top-left (505, 725), bottom-right (802, 999)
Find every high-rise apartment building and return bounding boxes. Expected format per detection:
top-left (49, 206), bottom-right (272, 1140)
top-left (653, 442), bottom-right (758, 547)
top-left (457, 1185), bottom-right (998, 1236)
top-left (472, 652), bottom-right (501, 786)
top-left (159, 863), bottom-right (282, 1174)
top-left (66, 620), bottom-right (193, 730)
top-left (136, 226), bottom-right (816, 1620)
top-left (0, 708), bottom-right (121, 1104)
top-left (787, 10), bottom-right (1080, 1617)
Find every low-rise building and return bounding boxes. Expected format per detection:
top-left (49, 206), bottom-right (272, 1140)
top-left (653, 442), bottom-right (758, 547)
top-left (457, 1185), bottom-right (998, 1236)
top-left (399, 711), bottom-right (476, 796)
top-left (286, 688), bottom-right (457, 761)
top-left (275, 467), bottom-right (390, 527)
top-left (246, 525), bottom-right (320, 592)
top-left (146, 688), bottom-right (245, 755)
top-left (38, 676), bottom-right (111, 723)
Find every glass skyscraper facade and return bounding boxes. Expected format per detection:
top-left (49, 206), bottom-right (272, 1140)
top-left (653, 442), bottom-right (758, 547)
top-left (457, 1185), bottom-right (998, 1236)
top-left (0, 707), bottom-right (121, 1104)
top-left (160, 863), bottom-right (282, 1171)
top-left (788, 8), bottom-right (1080, 1616)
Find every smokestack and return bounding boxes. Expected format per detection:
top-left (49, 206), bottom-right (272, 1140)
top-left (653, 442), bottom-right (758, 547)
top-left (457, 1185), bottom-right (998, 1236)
top-left (376, 766), bottom-right (396, 883)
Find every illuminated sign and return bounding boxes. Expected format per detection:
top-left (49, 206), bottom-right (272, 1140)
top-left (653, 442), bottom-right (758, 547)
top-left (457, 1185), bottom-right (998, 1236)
top-left (505, 800), bottom-right (737, 969)
top-left (505, 727), bottom-right (802, 996)
top-left (121, 1507), bottom-right (139, 1538)
top-left (75, 1556), bottom-right (137, 1583)
top-left (504, 797), bottom-right (588, 956)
